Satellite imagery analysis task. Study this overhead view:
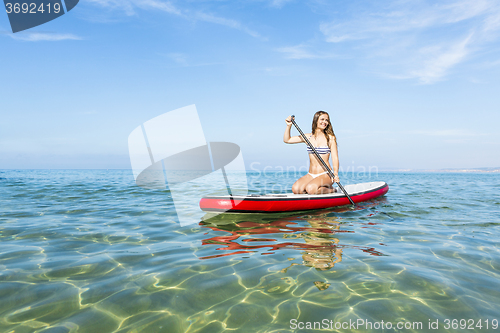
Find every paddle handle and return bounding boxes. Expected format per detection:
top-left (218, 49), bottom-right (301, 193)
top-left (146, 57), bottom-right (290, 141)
top-left (290, 115), bottom-right (356, 207)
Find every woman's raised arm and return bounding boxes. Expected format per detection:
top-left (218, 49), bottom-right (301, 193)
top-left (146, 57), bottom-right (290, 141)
top-left (284, 115), bottom-right (305, 144)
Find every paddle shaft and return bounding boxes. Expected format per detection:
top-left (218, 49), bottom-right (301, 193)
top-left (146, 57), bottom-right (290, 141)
top-left (290, 116), bottom-right (356, 207)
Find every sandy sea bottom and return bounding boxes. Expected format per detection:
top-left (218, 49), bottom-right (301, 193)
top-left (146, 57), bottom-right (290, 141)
top-left (0, 170), bottom-right (499, 332)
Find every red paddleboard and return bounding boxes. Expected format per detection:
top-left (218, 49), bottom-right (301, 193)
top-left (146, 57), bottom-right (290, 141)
top-left (200, 181), bottom-right (389, 213)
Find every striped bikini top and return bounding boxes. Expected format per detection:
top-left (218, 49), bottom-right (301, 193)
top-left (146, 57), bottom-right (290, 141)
top-left (306, 145), bottom-right (331, 155)
top-left (306, 135), bottom-right (331, 155)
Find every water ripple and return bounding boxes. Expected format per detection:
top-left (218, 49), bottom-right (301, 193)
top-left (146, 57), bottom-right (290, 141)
top-left (0, 170), bottom-right (499, 332)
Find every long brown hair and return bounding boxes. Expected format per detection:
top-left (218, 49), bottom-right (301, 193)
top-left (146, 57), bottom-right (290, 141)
top-left (311, 111), bottom-right (337, 149)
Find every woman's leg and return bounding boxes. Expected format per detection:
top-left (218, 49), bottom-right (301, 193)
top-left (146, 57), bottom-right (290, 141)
top-left (292, 174), bottom-right (314, 194)
top-left (305, 174), bottom-right (335, 194)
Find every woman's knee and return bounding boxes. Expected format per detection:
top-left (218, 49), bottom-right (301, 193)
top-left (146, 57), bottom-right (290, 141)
top-left (305, 183), bottom-right (317, 194)
top-left (292, 183), bottom-right (301, 194)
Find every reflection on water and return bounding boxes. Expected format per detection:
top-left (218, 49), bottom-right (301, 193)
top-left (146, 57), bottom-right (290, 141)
top-left (200, 210), bottom-right (387, 282)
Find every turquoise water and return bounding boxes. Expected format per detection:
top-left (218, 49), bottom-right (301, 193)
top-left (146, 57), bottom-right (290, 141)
top-left (1, 170), bottom-right (499, 333)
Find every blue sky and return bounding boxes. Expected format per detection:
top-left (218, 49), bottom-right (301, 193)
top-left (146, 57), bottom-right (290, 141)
top-left (1, 0), bottom-right (500, 170)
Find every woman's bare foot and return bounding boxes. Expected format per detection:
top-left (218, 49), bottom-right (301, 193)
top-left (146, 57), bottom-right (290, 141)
top-left (317, 187), bottom-right (336, 194)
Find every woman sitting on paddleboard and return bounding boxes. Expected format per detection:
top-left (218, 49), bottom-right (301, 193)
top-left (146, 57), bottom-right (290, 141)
top-left (284, 111), bottom-right (339, 194)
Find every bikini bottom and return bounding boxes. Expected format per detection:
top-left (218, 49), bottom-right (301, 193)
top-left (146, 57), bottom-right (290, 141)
top-left (308, 171), bottom-right (328, 179)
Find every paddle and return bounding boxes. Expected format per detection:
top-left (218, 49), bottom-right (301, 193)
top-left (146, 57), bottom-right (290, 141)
top-left (290, 115), bottom-right (356, 207)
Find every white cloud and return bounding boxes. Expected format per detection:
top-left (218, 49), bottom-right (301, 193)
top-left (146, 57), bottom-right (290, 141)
top-left (84, 0), bottom-right (180, 16)
top-left (408, 34), bottom-right (473, 84)
top-left (320, 0), bottom-right (495, 42)
top-left (194, 12), bottom-right (262, 39)
top-left (166, 53), bottom-right (188, 66)
top-left (84, 0), bottom-right (137, 16)
top-left (318, 0), bottom-right (500, 84)
top-left (85, 0), bottom-right (261, 38)
top-left (136, 0), bottom-right (181, 15)
top-left (9, 32), bottom-right (82, 42)
top-left (270, 0), bottom-right (293, 8)
top-left (276, 44), bottom-right (335, 59)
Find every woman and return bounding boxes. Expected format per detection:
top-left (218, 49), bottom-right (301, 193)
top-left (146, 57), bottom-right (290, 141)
top-left (284, 111), bottom-right (340, 194)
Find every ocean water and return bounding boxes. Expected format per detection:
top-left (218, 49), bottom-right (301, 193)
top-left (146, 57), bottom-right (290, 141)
top-left (0, 169), bottom-right (499, 333)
